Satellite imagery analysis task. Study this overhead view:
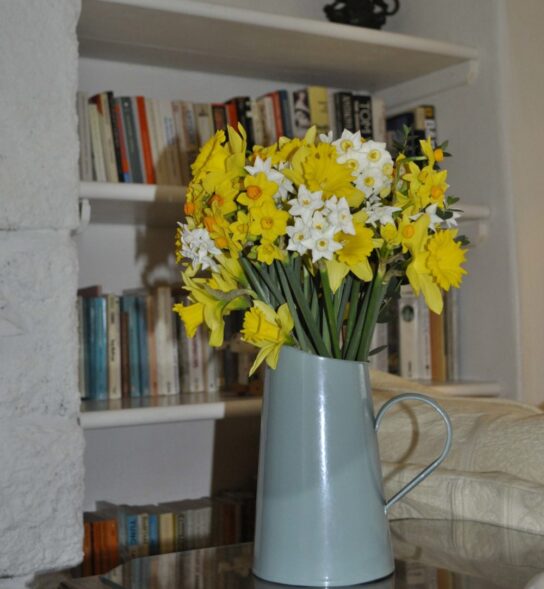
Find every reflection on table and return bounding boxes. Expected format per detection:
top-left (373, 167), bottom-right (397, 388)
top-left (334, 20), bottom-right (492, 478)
top-left (64, 519), bottom-right (544, 589)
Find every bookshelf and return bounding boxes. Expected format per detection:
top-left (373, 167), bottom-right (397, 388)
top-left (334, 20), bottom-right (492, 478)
top-left (76, 0), bottom-right (501, 511)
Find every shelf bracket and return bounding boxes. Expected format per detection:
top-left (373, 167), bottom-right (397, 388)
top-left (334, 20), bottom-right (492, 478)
top-left (75, 198), bottom-right (91, 235)
top-left (378, 59), bottom-right (480, 114)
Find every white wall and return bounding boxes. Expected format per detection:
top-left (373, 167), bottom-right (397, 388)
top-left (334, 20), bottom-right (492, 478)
top-left (0, 1), bottom-right (84, 585)
top-left (498, 1), bottom-right (544, 406)
top-left (385, 0), bottom-right (521, 400)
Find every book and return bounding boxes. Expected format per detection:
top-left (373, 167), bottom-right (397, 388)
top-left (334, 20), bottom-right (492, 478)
top-left (430, 309), bottom-right (447, 382)
top-left (106, 294), bottom-right (122, 400)
top-left (88, 103), bottom-right (106, 182)
top-left (172, 101), bottom-right (199, 186)
top-left (369, 322), bottom-right (389, 372)
top-left (353, 94), bottom-right (373, 139)
top-left (121, 295), bottom-right (141, 398)
top-left (194, 103), bottom-right (214, 147)
top-left (334, 91), bottom-right (356, 134)
top-left (135, 96), bottom-right (155, 184)
top-left (105, 91), bottom-right (124, 182)
top-left (292, 88), bottom-right (311, 138)
top-left (89, 93), bottom-right (118, 183)
top-left (77, 92), bottom-right (93, 182)
top-left (159, 99), bottom-right (183, 185)
top-left (154, 287), bottom-right (178, 396)
top-left (88, 297), bottom-right (108, 400)
top-left (113, 97), bottom-right (131, 182)
top-left (120, 97), bottom-right (144, 183)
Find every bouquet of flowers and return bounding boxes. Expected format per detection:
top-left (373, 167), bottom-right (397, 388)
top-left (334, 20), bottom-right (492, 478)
top-left (174, 125), bottom-right (467, 376)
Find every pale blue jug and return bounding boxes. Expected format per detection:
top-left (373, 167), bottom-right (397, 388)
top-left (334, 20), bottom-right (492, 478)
top-left (253, 346), bottom-right (452, 586)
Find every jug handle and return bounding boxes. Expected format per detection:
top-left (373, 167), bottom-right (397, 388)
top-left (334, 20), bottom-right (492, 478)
top-left (374, 392), bottom-right (453, 514)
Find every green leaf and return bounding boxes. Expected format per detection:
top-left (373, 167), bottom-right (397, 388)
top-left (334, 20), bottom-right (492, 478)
top-left (320, 266), bottom-right (341, 358)
top-left (368, 344), bottom-right (388, 357)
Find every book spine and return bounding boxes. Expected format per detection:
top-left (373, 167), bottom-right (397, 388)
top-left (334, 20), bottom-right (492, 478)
top-left (113, 98), bottom-right (132, 182)
top-left (106, 91), bottom-right (124, 181)
top-left (136, 294), bottom-right (150, 397)
top-left (292, 88), bottom-right (311, 138)
top-left (236, 96), bottom-right (254, 146)
top-left (278, 89), bottom-right (293, 138)
top-left (260, 95), bottom-right (277, 144)
top-left (158, 512), bottom-right (175, 554)
top-left (188, 328), bottom-right (205, 393)
top-left (107, 294), bottom-right (122, 400)
top-left (202, 330), bottom-right (220, 394)
top-left (93, 93), bottom-right (119, 183)
top-left (333, 92), bottom-right (344, 136)
top-left (77, 92), bottom-right (93, 182)
top-left (170, 294), bottom-right (181, 396)
top-left (211, 103), bottom-right (228, 132)
top-left (371, 96), bottom-right (387, 142)
top-left (130, 97), bottom-right (146, 183)
top-left (146, 294), bottom-right (159, 396)
top-left (126, 514), bottom-right (139, 559)
top-left (120, 309), bottom-right (130, 399)
top-left (77, 297), bottom-right (87, 399)
top-left (307, 86), bottom-right (330, 135)
top-left (82, 521), bottom-right (93, 576)
top-left (225, 100), bottom-right (239, 129)
top-left (340, 92), bottom-right (355, 133)
top-left (398, 284), bottom-right (420, 379)
top-left (269, 92), bottom-right (284, 138)
top-left (445, 288), bottom-right (460, 380)
top-left (422, 104), bottom-right (438, 145)
top-left (194, 103), bottom-right (213, 148)
top-left (418, 295), bottom-right (432, 380)
top-left (88, 103), bottom-right (107, 182)
top-left (94, 297), bottom-right (108, 400)
top-left (250, 99), bottom-right (265, 146)
top-left (147, 513), bottom-right (159, 556)
top-left (136, 96), bottom-right (156, 184)
top-left (121, 97), bottom-right (144, 183)
top-left (430, 309), bottom-right (447, 382)
top-left (144, 98), bottom-right (160, 184)
top-left (160, 99), bottom-right (183, 185)
top-left (354, 94), bottom-right (373, 139)
top-left (122, 295), bottom-right (141, 397)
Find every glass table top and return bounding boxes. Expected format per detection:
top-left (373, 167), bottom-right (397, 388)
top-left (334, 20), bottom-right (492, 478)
top-left (65, 519), bottom-right (544, 589)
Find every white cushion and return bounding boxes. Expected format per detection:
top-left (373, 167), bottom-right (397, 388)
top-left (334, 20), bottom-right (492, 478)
top-left (370, 370), bottom-right (544, 534)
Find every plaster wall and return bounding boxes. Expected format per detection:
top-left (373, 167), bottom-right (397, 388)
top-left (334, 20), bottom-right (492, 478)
top-left (0, 1), bottom-right (84, 585)
top-left (498, 1), bottom-right (544, 406)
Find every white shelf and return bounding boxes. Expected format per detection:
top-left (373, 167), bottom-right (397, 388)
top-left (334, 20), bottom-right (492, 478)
top-left (79, 379), bottom-right (499, 430)
top-left (80, 392), bottom-right (262, 430)
top-left (79, 181), bottom-right (490, 227)
top-left (80, 181), bottom-right (185, 226)
top-left (78, 0), bottom-right (477, 91)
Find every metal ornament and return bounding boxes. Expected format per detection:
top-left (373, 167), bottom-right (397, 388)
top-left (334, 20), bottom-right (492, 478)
top-left (324, 0), bottom-right (400, 30)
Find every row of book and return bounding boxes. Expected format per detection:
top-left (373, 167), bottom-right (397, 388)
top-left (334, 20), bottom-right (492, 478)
top-left (77, 285), bottom-right (259, 401)
top-left (77, 87), bottom-right (389, 186)
top-left (370, 287), bottom-right (460, 382)
top-left (77, 491), bottom-right (256, 577)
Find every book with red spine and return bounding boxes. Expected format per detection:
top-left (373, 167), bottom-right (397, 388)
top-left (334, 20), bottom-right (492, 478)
top-left (136, 96), bottom-right (156, 184)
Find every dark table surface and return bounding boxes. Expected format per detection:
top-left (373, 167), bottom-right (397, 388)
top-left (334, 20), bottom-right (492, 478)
top-left (63, 519), bottom-right (544, 589)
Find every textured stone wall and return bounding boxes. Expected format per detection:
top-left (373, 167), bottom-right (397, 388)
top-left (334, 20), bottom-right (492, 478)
top-left (0, 1), bottom-right (84, 586)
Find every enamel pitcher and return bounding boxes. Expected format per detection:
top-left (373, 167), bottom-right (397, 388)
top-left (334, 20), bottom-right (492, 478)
top-left (253, 346), bottom-right (452, 586)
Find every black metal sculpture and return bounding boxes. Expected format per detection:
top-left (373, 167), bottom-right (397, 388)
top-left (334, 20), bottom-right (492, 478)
top-left (324, 0), bottom-right (400, 30)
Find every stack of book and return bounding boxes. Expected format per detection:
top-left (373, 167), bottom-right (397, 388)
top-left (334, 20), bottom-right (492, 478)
top-left (77, 88), bottom-right (387, 185)
top-left (77, 286), bottom-right (258, 400)
top-left (76, 491), bottom-right (256, 577)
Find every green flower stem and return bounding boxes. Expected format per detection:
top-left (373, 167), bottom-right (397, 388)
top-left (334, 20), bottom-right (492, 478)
top-left (280, 262), bottom-right (330, 357)
top-left (273, 261), bottom-right (314, 354)
top-left (343, 280), bottom-right (362, 357)
top-left (344, 284), bottom-right (371, 361)
top-left (356, 266), bottom-right (388, 362)
top-left (252, 262), bottom-right (284, 307)
top-left (322, 307), bottom-right (332, 356)
top-left (240, 258), bottom-right (271, 305)
top-left (336, 275), bottom-right (352, 328)
top-left (320, 266), bottom-right (341, 359)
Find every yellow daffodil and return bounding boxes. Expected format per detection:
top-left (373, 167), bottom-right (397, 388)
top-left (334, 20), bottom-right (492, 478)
top-left (229, 211), bottom-right (251, 245)
top-left (238, 173), bottom-right (279, 208)
top-left (203, 212), bottom-right (240, 255)
top-left (419, 168), bottom-right (449, 208)
top-left (191, 130), bottom-right (229, 181)
top-left (284, 143), bottom-right (365, 207)
top-left (426, 229), bottom-right (467, 290)
top-left (419, 138), bottom-right (445, 168)
top-left (398, 213), bottom-right (430, 254)
top-left (256, 240), bottom-right (284, 265)
top-left (241, 302), bottom-right (294, 375)
top-left (335, 219), bottom-right (379, 283)
top-left (249, 200), bottom-right (289, 241)
top-left (407, 250), bottom-right (443, 314)
top-left (173, 302), bottom-right (205, 337)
